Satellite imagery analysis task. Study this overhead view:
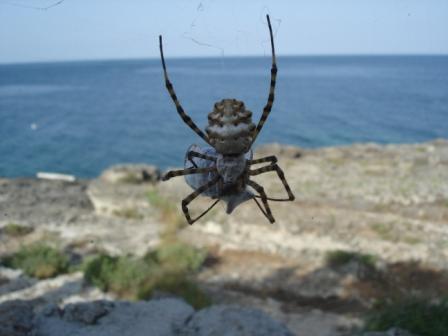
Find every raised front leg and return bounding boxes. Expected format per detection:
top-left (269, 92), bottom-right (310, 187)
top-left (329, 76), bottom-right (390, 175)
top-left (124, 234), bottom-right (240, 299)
top-left (251, 15), bottom-right (277, 145)
top-left (159, 35), bottom-right (211, 146)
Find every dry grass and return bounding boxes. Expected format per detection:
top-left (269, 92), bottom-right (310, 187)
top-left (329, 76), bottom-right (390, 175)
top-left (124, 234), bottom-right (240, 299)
top-left (112, 207), bottom-right (143, 220)
top-left (147, 189), bottom-right (185, 239)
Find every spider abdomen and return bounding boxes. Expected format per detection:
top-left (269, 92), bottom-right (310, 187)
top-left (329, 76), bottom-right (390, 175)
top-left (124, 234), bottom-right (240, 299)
top-left (206, 99), bottom-right (256, 155)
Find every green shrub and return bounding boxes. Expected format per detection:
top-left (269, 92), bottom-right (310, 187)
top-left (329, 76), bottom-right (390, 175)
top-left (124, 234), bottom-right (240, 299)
top-left (84, 254), bottom-right (161, 299)
top-left (83, 243), bottom-right (209, 308)
top-left (3, 223), bottom-right (34, 237)
top-left (325, 250), bottom-right (376, 268)
top-left (365, 298), bottom-right (448, 336)
top-left (145, 242), bottom-right (207, 273)
top-left (2, 244), bottom-right (69, 279)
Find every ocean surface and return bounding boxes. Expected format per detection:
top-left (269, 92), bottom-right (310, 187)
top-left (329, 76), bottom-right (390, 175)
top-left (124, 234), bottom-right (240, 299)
top-left (1, 56), bottom-right (447, 178)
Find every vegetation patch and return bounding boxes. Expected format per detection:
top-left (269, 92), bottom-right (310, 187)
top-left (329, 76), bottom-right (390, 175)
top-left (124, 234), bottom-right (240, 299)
top-left (2, 244), bottom-right (69, 279)
top-left (325, 250), bottom-right (376, 269)
top-left (371, 222), bottom-right (395, 241)
top-left (83, 242), bottom-right (209, 309)
top-left (112, 207), bottom-right (143, 220)
top-left (2, 223), bottom-right (34, 237)
top-left (145, 241), bottom-right (207, 273)
top-left (147, 189), bottom-right (185, 237)
top-left (365, 298), bottom-right (448, 336)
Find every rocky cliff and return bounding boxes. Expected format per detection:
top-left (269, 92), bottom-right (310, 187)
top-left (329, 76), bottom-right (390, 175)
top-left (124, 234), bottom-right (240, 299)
top-left (1, 140), bottom-right (447, 336)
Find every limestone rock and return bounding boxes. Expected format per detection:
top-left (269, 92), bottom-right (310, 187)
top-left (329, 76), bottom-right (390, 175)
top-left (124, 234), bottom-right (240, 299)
top-left (100, 164), bottom-right (161, 184)
top-left (255, 143), bottom-right (304, 159)
top-left (179, 305), bottom-right (294, 336)
top-left (361, 328), bottom-right (418, 336)
top-left (0, 300), bottom-right (34, 336)
top-left (34, 298), bottom-right (194, 336)
top-left (0, 179), bottom-right (93, 227)
top-left (62, 300), bottom-right (113, 324)
top-left (31, 299), bottom-right (294, 336)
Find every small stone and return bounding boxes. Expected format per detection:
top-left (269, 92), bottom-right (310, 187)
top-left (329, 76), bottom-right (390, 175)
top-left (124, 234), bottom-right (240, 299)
top-left (63, 301), bottom-right (113, 324)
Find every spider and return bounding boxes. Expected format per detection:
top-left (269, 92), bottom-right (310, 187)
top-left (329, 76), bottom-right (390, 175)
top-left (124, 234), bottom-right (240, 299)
top-left (159, 15), bottom-right (295, 225)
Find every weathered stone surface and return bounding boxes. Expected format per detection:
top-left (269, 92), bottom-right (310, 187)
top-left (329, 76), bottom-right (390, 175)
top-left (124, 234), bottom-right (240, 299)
top-left (62, 300), bottom-right (113, 324)
top-left (179, 305), bottom-right (294, 336)
top-left (0, 300), bottom-right (34, 336)
top-left (34, 299), bottom-right (193, 336)
top-left (361, 328), bottom-right (418, 336)
top-left (0, 267), bottom-right (36, 296)
top-left (31, 298), bottom-right (295, 336)
top-left (0, 178), bottom-right (93, 227)
top-left (0, 272), bottom-right (113, 309)
top-left (255, 143), bottom-right (304, 159)
top-left (100, 164), bottom-right (161, 184)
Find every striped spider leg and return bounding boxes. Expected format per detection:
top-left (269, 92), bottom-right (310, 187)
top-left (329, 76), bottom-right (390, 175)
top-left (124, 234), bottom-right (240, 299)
top-left (248, 156), bottom-right (295, 202)
top-left (182, 175), bottom-right (221, 225)
top-left (247, 179), bottom-right (275, 223)
top-left (186, 150), bottom-right (217, 168)
top-left (159, 36), bottom-right (213, 147)
top-left (162, 166), bottom-right (216, 181)
top-left (251, 14), bottom-right (277, 146)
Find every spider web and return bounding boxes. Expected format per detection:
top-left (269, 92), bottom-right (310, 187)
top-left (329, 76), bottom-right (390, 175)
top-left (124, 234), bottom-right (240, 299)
top-left (1, 0), bottom-right (281, 60)
top-left (180, 1), bottom-right (282, 58)
top-left (0, 0), bottom-right (65, 10)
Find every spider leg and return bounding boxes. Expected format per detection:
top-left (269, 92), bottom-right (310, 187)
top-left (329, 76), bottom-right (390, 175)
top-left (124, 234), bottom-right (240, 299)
top-left (187, 150), bottom-right (217, 168)
top-left (182, 176), bottom-right (221, 225)
top-left (251, 15), bottom-right (277, 145)
top-left (159, 36), bottom-right (211, 146)
top-left (250, 163), bottom-right (295, 201)
top-left (248, 155), bottom-right (277, 165)
top-left (162, 166), bottom-right (216, 181)
top-left (247, 180), bottom-right (275, 223)
top-left (252, 196), bottom-right (271, 220)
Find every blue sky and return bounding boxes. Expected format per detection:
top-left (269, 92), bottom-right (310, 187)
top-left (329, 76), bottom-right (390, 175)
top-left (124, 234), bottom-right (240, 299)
top-left (0, 0), bottom-right (447, 63)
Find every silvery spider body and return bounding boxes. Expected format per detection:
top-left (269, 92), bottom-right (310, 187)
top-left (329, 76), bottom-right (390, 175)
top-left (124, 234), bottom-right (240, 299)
top-left (159, 15), bottom-right (295, 225)
top-left (183, 99), bottom-right (257, 213)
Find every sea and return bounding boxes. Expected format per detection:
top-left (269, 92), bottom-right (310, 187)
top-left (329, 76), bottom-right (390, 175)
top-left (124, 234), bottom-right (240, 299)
top-left (0, 56), bottom-right (447, 178)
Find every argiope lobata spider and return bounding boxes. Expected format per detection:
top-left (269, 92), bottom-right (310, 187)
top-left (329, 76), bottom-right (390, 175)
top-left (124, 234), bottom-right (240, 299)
top-left (159, 15), bottom-right (295, 225)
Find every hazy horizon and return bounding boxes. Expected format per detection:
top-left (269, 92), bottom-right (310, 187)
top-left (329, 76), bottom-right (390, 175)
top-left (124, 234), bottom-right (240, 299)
top-left (2, 53), bottom-right (448, 66)
top-left (1, 0), bottom-right (447, 64)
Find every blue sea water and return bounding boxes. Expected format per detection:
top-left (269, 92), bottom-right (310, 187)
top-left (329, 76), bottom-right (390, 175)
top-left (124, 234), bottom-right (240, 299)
top-left (0, 56), bottom-right (447, 178)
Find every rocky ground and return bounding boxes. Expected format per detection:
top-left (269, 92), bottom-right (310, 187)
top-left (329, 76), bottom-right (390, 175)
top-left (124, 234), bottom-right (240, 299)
top-left (1, 139), bottom-right (447, 336)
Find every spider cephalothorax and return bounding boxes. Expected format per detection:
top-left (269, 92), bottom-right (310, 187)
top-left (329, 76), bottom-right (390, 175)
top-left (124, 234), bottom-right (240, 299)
top-left (159, 15), bottom-right (295, 225)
